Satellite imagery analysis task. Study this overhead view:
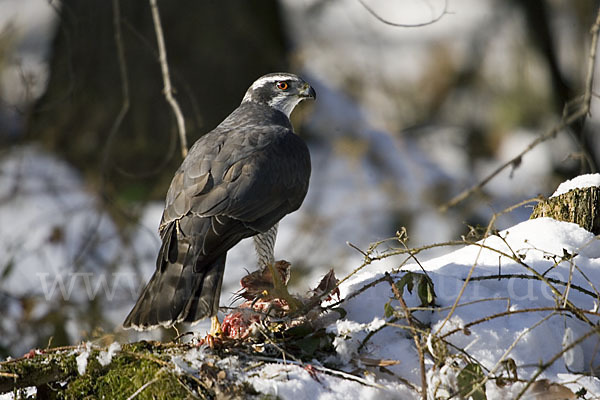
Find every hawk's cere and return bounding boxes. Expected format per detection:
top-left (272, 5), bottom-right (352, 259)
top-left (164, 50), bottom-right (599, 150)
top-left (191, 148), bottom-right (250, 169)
top-left (123, 73), bottom-right (315, 330)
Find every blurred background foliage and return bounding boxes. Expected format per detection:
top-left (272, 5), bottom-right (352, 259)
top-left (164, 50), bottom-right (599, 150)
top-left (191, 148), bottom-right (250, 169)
top-left (0, 0), bottom-right (598, 357)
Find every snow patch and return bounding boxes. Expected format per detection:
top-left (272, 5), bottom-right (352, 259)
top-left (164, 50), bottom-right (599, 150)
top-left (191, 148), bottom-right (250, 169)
top-left (246, 362), bottom-right (411, 400)
top-left (97, 342), bottom-right (121, 367)
top-left (0, 387), bottom-right (36, 399)
top-left (551, 173), bottom-right (600, 197)
top-left (76, 343), bottom-right (91, 375)
top-left (309, 216), bottom-right (600, 398)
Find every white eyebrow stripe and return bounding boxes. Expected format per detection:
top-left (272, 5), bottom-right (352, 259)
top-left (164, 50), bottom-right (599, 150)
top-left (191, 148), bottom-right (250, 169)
top-left (249, 75), bottom-right (296, 90)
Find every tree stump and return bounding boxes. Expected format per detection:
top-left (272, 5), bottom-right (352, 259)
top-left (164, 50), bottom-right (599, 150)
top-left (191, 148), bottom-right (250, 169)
top-left (530, 186), bottom-right (600, 234)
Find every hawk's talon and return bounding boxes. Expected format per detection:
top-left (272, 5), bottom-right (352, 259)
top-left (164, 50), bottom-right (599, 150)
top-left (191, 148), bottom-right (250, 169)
top-left (210, 315), bottom-right (222, 336)
top-left (198, 333), bottom-right (222, 348)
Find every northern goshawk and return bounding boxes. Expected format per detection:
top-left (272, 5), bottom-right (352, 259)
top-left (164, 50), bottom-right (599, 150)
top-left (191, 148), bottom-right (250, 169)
top-left (123, 73), bottom-right (315, 331)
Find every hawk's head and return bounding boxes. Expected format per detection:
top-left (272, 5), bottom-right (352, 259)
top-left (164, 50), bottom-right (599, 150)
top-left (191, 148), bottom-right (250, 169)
top-left (242, 73), bottom-right (316, 118)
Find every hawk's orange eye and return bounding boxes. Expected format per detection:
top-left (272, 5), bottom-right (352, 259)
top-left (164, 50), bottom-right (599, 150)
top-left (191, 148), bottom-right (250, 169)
top-left (276, 81), bottom-right (289, 90)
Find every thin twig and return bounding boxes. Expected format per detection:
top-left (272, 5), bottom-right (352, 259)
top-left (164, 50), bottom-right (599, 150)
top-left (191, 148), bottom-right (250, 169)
top-left (326, 201), bottom-right (531, 314)
top-left (385, 272), bottom-right (427, 400)
top-left (408, 296), bottom-right (511, 313)
top-left (496, 234), bottom-right (593, 326)
top-left (440, 130), bottom-right (575, 211)
top-left (440, 307), bottom-right (567, 340)
top-left (357, 0), bottom-right (449, 28)
top-left (148, 0), bottom-right (188, 159)
top-left (249, 355), bottom-right (389, 390)
top-left (583, 9), bottom-right (600, 117)
top-left (434, 210), bottom-right (497, 335)
top-left (347, 241), bottom-right (369, 258)
top-left (466, 312), bottom-right (557, 399)
top-left (563, 257), bottom-right (575, 308)
top-left (105, 0), bottom-right (130, 168)
top-left (434, 198), bottom-right (549, 335)
top-left (467, 273), bottom-right (596, 298)
top-left (174, 374), bottom-right (202, 400)
top-left (126, 370), bottom-right (163, 400)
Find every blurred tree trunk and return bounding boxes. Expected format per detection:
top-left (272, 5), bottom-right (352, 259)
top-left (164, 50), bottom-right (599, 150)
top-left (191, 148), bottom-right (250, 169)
top-left (515, 0), bottom-right (600, 173)
top-left (25, 0), bottom-right (288, 209)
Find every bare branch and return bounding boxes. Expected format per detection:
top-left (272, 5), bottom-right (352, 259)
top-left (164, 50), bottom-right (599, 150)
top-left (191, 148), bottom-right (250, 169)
top-left (103, 0), bottom-right (130, 170)
top-left (148, 0), bottom-right (188, 159)
top-left (357, 0), bottom-right (449, 28)
top-left (434, 199), bottom-right (503, 335)
top-left (249, 355), bottom-right (389, 390)
top-left (385, 272), bottom-right (428, 399)
top-left (467, 273), bottom-right (596, 298)
top-left (583, 9), bottom-right (600, 117)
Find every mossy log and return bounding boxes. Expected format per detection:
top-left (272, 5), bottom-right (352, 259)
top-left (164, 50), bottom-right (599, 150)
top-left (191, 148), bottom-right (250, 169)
top-left (0, 362), bottom-right (70, 394)
top-left (0, 342), bottom-right (254, 399)
top-left (0, 351), bottom-right (77, 395)
top-left (530, 186), bottom-right (600, 234)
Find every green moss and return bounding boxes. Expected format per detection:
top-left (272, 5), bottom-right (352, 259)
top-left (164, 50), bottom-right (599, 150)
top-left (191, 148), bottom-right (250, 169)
top-left (0, 340), bottom-right (282, 399)
top-left (61, 348), bottom-right (191, 400)
top-left (0, 351), bottom-right (78, 390)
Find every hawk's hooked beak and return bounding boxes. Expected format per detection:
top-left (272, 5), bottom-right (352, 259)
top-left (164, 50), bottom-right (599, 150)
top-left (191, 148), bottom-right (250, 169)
top-left (299, 83), bottom-right (316, 100)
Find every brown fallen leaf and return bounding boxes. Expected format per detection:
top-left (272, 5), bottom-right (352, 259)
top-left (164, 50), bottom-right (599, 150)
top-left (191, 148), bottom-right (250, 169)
top-left (310, 268), bottom-right (340, 302)
top-left (524, 379), bottom-right (576, 400)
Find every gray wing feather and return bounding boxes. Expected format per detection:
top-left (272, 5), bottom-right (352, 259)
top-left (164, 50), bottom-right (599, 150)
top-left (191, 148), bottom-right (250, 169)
top-left (163, 125), bottom-right (309, 233)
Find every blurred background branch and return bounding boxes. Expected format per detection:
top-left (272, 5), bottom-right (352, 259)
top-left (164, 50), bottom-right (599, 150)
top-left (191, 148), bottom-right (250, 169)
top-left (148, 0), bottom-right (188, 159)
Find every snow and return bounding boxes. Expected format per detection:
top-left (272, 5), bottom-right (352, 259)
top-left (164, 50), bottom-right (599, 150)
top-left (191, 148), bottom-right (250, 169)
top-left (241, 216), bottom-right (600, 399)
top-left (0, 387), bottom-right (35, 400)
top-left (0, 146), bottom-right (121, 299)
top-left (97, 341), bottom-right (121, 367)
top-left (551, 173), bottom-right (600, 198)
top-left (247, 362), bottom-right (413, 400)
top-left (76, 343), bottom-right (91, 376)
top-left (0, 146), bottom-right (163, 354)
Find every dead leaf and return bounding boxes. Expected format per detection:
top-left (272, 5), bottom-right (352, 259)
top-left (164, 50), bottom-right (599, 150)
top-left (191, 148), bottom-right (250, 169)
top-left (525, 379), bottom-right (576, 400)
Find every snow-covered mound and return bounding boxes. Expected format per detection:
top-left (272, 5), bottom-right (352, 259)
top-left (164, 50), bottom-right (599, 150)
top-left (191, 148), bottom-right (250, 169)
top-left (551, 173), bottom-right (600, 198)
top-left (246, 217), bottom-right (600, 399)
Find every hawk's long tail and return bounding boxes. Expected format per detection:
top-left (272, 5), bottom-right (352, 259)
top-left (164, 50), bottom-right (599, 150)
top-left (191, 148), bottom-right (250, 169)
top-left (122, 246), bottom-right (226, 331)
